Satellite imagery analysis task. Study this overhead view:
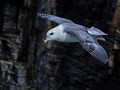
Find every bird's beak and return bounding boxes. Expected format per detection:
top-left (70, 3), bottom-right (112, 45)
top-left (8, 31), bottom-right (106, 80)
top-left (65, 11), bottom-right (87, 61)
top-left (44, 40), bottom-right (48, 43)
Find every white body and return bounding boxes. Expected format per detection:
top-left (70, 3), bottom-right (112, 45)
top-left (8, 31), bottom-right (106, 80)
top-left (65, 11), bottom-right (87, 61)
top-left (46, 25), bottom-right (78, 42)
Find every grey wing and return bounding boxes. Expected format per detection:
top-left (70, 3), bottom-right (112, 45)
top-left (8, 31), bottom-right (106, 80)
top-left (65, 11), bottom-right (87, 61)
top-left (83, 43), bottom-right (108, 64)
top-left (65, 29), bottom-right (108, 64)
top-left (37, 13), bottom-right (74, 24)
top-left (87, 27), bottom-right (108, 36)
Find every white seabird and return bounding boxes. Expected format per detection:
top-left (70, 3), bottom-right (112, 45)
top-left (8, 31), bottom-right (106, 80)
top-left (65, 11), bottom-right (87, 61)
top-left (37, 13), bottom-right (108, 64)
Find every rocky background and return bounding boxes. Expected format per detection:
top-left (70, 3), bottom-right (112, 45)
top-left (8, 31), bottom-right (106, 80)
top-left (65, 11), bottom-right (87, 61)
top-left (0, 0), bottom-right (120, 90)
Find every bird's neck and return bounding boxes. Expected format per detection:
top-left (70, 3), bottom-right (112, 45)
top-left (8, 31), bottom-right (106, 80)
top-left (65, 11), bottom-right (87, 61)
top-left (55, 25), bottom-right (67, 42)
top-left (55, 25), bottom-right (78, 42)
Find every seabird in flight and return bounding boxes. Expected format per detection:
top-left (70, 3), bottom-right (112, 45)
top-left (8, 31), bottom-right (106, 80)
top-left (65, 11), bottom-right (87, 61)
top-left (37, 13), bottom-right (108, 64)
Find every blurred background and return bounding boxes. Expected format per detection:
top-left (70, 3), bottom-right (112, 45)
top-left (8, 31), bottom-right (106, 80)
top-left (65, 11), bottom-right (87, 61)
top-left (0, 0), bottom-right (120, 90)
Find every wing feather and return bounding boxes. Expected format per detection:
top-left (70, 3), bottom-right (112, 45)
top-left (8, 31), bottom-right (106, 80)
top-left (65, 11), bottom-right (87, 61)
top-left (37, 13), bottom-right (73, 24)
top-left (88, 43), bottom-right (108, 64)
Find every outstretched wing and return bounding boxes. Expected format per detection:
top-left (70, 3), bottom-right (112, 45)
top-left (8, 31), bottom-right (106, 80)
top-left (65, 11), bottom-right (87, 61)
top-left (37, 13), bottom-right (74, 24)
top-left (82, 43), bottom-right (108, 64)
top-left (65, 28), bottom-right (108, 64)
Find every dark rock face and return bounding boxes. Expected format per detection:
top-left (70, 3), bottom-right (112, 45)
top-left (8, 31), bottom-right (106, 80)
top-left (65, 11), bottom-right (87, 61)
top-left (42, 42), bottom-right (110, 90)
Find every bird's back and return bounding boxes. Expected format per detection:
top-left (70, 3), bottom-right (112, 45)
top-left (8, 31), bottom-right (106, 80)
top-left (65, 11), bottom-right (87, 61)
top-left (63, 23), bottom-right (98, 44)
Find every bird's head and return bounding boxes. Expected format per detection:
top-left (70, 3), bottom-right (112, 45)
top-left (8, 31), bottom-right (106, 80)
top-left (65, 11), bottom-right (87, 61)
top-left (44, 25), bottom-right (66, 43)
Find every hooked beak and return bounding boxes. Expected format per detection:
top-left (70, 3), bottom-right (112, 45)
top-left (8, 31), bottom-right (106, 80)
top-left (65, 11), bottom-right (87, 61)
top-left (44, 39), bottom-right (48, 44)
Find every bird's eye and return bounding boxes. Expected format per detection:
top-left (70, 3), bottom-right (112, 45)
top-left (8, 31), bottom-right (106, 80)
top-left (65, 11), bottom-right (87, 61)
top-left (49, 32), bottom-right (54, 35)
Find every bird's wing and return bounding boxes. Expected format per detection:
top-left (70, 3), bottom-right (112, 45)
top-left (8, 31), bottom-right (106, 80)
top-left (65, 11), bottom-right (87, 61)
top-left (37, 13), bottom-right (74, 24)
top-left (82, 43), bottom-right (108, 64)
top-left (65, 28), bottom-right (108, 64)
top-left (87, 27), bottom-right (108, 36)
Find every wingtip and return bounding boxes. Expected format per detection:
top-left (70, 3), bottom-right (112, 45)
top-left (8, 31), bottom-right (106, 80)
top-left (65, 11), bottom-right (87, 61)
top-left (37, 13), bottom-right (48, 17)
top-left (90, 51), bottom-right (109, 64)
top-left (37, 13), bottom-right (40, 16)
top-left (37, 13), bottom-right (43, 17)
top-left (104, 58), bottom-right (109, 64)
top-left (103, 60), bottom-right (108, 64)
top-left (88, 44), bottom-right (109, 64)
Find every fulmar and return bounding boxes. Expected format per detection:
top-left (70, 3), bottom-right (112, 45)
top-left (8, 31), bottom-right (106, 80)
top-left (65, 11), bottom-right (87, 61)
top-left (37, 13), bottom-right (108, 64)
